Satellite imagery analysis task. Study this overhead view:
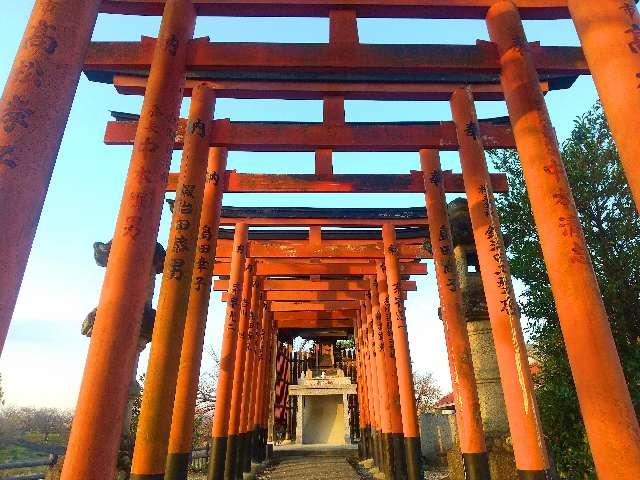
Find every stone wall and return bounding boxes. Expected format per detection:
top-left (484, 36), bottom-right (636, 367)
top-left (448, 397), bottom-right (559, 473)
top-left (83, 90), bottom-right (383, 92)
top-left (301, 395), bottom-right (345, 444)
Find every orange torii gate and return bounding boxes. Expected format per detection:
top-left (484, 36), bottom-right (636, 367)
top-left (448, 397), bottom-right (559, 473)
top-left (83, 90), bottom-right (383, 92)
top-left (204, 218), bottom-right (429, 480)
top-left (1, 1), bottom-right (639, 480)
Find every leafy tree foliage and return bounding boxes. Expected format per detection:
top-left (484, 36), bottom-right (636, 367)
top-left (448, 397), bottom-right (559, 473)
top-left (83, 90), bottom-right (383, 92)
top-left (490, 103), bottom-right (640, 478)
top-left (0, 374), bottom-right (4, 406)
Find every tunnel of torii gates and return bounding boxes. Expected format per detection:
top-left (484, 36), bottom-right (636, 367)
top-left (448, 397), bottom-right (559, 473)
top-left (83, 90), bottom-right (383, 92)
top-left (1, 0), bottom-right (640, 479)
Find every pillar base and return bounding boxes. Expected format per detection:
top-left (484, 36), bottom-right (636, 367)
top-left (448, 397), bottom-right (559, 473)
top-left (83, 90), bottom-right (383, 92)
top-left (362, 426), bottom-right (372, 460)
top-left (374, 429), bottom-right (384, 471)
top-left (223, 435), bottom-right (238, 480)
top-left (241, 431), bottom-right (252, 473)
top-left (381, 433), bottom-right (393, 479)
top-left (224, 435), bottom-right (240, 480)
top-left (258, 427), bottom-right (268, 462)
top-left (250, 428), bottom-right (260, 464)
top-left (518, 471), bottom-right (551, 480)
top-left (165, 452), bottom-right (191, 480)
top-left (390, 433), bottom-right (407, 479)
top-left (404, 436), bottom-right (422, 480)
top-left (447, 435), bottom-right (518, 480)
top-left (463, 453), bottom-right (491, 480)
top-left (208, 436), bottom-right (229, 480)
top-left (131, 475), bottom-right (164, 480)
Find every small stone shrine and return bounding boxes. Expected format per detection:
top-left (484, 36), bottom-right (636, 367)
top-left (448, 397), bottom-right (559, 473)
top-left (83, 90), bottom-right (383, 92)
top-left (289, 343), bottom-right (356, 445)
top-left (290, 368), bottom-right (356, 446)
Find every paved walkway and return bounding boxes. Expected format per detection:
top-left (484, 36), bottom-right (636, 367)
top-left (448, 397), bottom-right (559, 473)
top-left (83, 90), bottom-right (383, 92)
top-left (256, 445), bottom-right (362, 480)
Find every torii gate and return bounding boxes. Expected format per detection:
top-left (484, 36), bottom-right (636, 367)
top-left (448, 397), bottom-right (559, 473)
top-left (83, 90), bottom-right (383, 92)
top-left (204, 218), bottom-right (430, 480)
top-left (1, 1), bottom-right (640, 480)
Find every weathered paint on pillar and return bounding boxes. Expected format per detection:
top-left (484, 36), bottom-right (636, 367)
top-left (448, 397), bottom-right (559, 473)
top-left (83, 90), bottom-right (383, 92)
top-left (208, 223), bottom-right (249, 480)
top-left (451, 86), bottom-right (550, 477)
top-left (61, 2), bottom-right (195, 478)
top-left (376, 261), bottom-right (407, 479)
top-left (420, 149), bottom-right (490, 480)
top-left (568, 0), bottom-right (640, 211)
top-left (487, 3), bottom-right (640, 478)
top-left (0, 0), bottom-right (102, 353)
top-left (224, 259), bottom-right (254, 480)
top-left (382, 223), bottom-right (422, 480)
top-left (166, 147), bottom-right (228, 480)
top-left (131, 84), bottom-right (216, 479)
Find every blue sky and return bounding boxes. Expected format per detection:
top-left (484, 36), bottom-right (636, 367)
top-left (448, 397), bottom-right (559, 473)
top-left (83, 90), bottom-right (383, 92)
top-left (0, 3), bottom-right (599, 408)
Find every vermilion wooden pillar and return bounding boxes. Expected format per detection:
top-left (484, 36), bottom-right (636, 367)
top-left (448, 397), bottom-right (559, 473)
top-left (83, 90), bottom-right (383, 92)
top-left (260, 315), bottom-right (276, 456)
top-left (354, 311), bottom-right (371, 460)
top-left (568, 0), bottom-right (640, 211)
top-left (364, 296), bottom-right (383, 472)
top-left (131, 84), bottom-right (216, 479)
top-left (369, 277), bottom-right (393, 479)
top-left (451, 86), bottom-right (550, 478)
top-left (166, 147), bottom-right (228, 480)
top-left (61, 2), bottom-right (195, 478)
top-left (251, 305), bottom-right (271, 464)
top-left (420, 149), bottom-right (490, 480)
top-left (208, 223), bottom-right (249, 480)
top-left (224, 259), bottom-right (255, 480)
top-left (382, 224), bottom-right (422, 480)
top-left (375, 262), bottom-right (407, 479)
top-left (360, 302), bottom-right (378, 465)
top-left (246, 304), bottom-right (264, 467)
top-left (239, 279), bottom-right (262, 474)
top-left (0, 0), bottom-right (101, 353)
top-left (488, 3), bottom-right (640, 478)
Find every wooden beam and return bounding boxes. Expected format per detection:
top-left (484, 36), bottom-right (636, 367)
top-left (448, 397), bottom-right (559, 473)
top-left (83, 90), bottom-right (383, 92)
top-left (272, 310), bottom-right (357, 321)
top-left (223, 290), bottom-right (366, 301)
top-left (213, 226), bottom-right (428, 241)
top-left (99, 1), bottom-right (574, 20)
top-left (213, 279), bottom-right (417, 291)
top-left (269, 300), bottom-right (361, 311)
top-left (212, 260), bottom-right (427, 276)
top-left (220, 290), bottom-right (407, 301)
top-left (214, 240), bottom-right (430, 259)
top-left (85, 41), bottom-right (587, 87)
top-left (105, 118), bottom-right (516, 151)
top-left (165, 171), bottom-right (509, 194)
top-left (275, 318), bottom-right (354, 330)
top-left (111, 74), bottom-right (559, 100)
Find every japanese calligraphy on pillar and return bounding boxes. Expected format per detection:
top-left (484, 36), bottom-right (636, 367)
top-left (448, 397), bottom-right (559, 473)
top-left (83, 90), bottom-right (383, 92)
top-left (383, 296), bottom-right (395, 358)
top-left (165, 182), bottom-right (199, 283)
top-left (387, 243), bottom-right (407, 331)
top-left (226, 280), bottom-right (242, 332)
top-left (429, 168), bottom-right (458, 294)
top-left (479, 182), bottom-right (518, 317)
top-left (192, 221), bottom-right (213, 293)
top-left (372, 279), bottom-right (385, 354)
top-left (617, 2), bottom-right (640, 92)
top-left (365, 291), bottom-right (376, 358)
top-left (255, 308), bottom-right (265, 360)
top-left (378, 263), bottom-right (396, 359)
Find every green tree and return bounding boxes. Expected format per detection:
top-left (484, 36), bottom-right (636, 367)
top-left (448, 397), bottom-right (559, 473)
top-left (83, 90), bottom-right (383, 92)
top-left (0, 374), bottom-right (4, 406)
top-left (490, 103), bottom-right (640, 479)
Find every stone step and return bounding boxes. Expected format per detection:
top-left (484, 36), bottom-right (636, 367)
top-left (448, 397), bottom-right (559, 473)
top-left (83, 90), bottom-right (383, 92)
top-left (256, 449), bottom-right (363, 480)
